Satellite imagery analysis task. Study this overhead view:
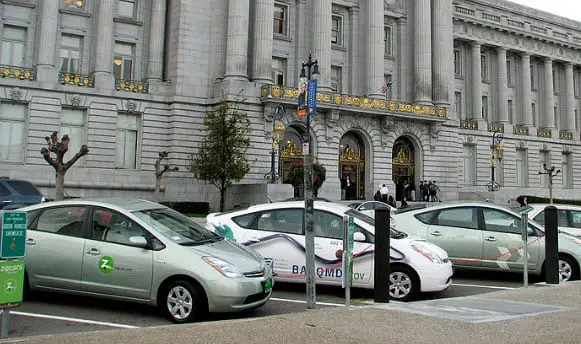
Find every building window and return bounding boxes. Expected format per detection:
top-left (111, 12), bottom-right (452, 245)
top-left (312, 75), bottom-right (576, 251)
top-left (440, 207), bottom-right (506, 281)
top-left (383, 74), bottom-right (392, 98)
top-left (0, 103), bottom-right (26, 162)
top-left (113, 42), bottom-right (134, 80)
top-left (1, 26), bottom-right (26, 67)
top-left (562, 153), bottom-right (572, 188)
top-left (506, 59), bottom-right (512, 85)
top-left (455, 91), bottom-right (462, 119)
top-left (553, 69), bottom-right (558, 94)
top-left (462, 144), bottom-right (475, 185)
top-left (331, 66), bottom-right (342, 93)
top-left (554, 106), bottom-right (558, 128)
top-left (574, 72), bottom-right (579, 97)
top-left (482, 96), bottom-right (488, 121)
top-left (59, 35), bottom-right (82, 74)
top-left (273, 4), bottom-right (287, 36)
top-left (115, 113), bottom-right (139, 169)
top-left (63, 0), bottom-right (84, 9)
top-left (454, 49), bottom-right (462, 76)
top-left (508, 99), bottom-right (514, 123)
top-left (530, 63), bottom-right (536, 90)
top-left (272, 57), bottom-right (286, 86)
top-left (331, 15), bottom-right (343, 45)
top-left (481, 54), bottom-right (488, 81)
top-left (516, 149), bottom-right (528, 187)
top-left (384, 26), bottom-right (392, 58)
top-left (118, 0), bottom-right (136, 18)
top-left (59, 109), bottom-right (85, 165)
top-left (532, 103), bottom-right (537, 126)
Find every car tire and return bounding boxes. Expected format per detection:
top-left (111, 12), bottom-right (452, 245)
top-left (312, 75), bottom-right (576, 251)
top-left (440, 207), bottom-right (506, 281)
top-left (559, 255), bottom-right (579, 282)
top-left (163, 279), bottom-right (205, 323)
top-left (389, 265), bottom-right (419, 302)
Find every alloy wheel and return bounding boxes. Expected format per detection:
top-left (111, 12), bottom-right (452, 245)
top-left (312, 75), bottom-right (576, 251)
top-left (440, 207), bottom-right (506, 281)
top-left (389, 271), bottom-right (412, 299)
top-left (559, 259), bottom-right (573, 282)
top-left (167, 285), bottom-right (194, 320)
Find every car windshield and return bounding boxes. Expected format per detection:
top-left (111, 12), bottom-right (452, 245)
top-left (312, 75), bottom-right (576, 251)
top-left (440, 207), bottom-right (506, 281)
top-left (345, 209), bottom-right (407, 239)
top-left (133, 208), bottom-right (222, 245)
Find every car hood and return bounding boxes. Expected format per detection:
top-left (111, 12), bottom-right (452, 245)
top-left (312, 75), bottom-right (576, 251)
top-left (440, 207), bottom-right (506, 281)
top-left (191, 238), bottom-right (264, 273)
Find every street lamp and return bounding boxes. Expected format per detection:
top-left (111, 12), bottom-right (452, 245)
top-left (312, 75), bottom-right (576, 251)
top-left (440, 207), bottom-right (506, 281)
top-left (487, 131), bottom-right (504, 191)
top-left (538, 163), bottom-right (560, 204)
top-left (266, 104), bottom-right (286, 183)
top-left (299, 53), bottom-right (319, 310)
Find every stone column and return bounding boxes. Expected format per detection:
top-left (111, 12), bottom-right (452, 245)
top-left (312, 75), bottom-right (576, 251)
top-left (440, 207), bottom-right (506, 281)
top-left (348, 7), bottom-right (360, 94)
top-left (225, 0), bottom-right (250, 80)
top-left (312, 0), bottom-right (332, 91)
top-left (520, 53), bottom-right (533, 126)
top-left (147, 0), bottom-right (167, 82)
top-left (366, 0), bottom-right (384, 97)
top-left (565, 63), bottom-right (576, 131)
top-left (94, 0), bottom-right (115, 88)
top-left (431, 0), bottom-right (453, 106)
top-left (471, 42), bottom-right (482, 119)
top-left (396, 17), bottom-right (409, 102)
top-left (543, 58), bottom-right (555, 128)
top-left (496, 47), bottom-right (508, 122)
top-left (252, 0), bottom-right (274, 83)
top-left (413, 0), bottom-right (432, 105)
top-left (36, 0), bottom-right (60, 82)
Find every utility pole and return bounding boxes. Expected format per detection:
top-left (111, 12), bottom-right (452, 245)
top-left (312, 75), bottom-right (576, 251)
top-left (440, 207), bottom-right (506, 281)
top-left (538, 163), bottom-right (560, 204)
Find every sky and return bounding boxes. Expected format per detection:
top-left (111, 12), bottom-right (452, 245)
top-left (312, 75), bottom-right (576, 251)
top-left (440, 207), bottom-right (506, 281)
top-left (507, 0), bottom-right (581, 22)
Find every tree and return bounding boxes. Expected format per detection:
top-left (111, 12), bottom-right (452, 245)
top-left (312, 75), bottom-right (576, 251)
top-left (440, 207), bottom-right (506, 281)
top-left (154, 151), bottom-right (178, 202)
top-left (287, 161), bottom-right (327, 197)
top-left (40, 131), bottom-right (89, 201)
top-left (190, 103), bottom-right (252, 212)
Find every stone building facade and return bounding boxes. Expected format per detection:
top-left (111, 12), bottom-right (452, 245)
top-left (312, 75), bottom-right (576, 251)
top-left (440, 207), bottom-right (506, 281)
top-left (0, 0), bottom-right (580, 209)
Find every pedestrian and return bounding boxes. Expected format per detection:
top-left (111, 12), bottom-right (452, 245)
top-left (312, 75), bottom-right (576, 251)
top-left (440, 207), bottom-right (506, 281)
top-left (374, 188), bottom-right (382, 201)
top-left (419, 180), bottom-right (424, 203)
top-left (387, 195), bottom-right (397, 208)
top-left (422, 180), bottom-right (430, 202)
top-left (379, 184), bottom-right (389, 203)
top-left (340, 176), bottom-right (347, 200)
top-left (516, 195), bottom-right (528, 207)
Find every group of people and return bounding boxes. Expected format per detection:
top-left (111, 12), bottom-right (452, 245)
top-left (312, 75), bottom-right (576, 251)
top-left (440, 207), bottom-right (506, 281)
top-left (419, 180), bottom-right (441, 202)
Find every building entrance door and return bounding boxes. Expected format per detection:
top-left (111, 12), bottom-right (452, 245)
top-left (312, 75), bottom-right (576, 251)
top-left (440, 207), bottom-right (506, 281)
top-left (392, 137), bottom-right (415, 201)
top-left (339, 132), bottom-right (365, 200)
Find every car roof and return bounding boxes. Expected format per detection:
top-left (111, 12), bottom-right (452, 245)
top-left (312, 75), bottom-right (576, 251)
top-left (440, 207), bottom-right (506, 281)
top-left (217, 200), bottom-right (352, 216)
top-left (396, 201), bottom-right (517, 215)
top-left (19, 198), bottom-right (166, 213)
top-left (529, 203), bottom-right (581, 210)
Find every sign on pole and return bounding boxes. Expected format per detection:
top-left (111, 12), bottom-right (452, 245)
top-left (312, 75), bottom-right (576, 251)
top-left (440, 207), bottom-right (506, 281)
top-left (0, 212), bottom-right (27, 259)
top-left (0, 260), bottom-right (24, 309)
top-left (306, 79), bottom-right (318, 115)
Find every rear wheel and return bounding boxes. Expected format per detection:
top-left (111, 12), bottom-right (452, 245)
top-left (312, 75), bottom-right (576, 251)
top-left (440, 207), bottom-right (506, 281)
top-left (389, 265), bottom-right (419, 302)
top-left (163, 280), bottom-right (205, 323)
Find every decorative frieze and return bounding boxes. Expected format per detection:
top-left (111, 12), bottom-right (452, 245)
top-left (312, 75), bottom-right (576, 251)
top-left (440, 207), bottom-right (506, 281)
top-left (488, 122), bottom-right (504, 133)
top-left (0, 66), bottom-right (35, 81)
top-left (559, 131), bottom-right (574, 140)
top-left (537, 128), bottom-right (552, 138)
top-left (513, 125), bottom-right (529, 136)
top-left (459, 119), bottom-right (478, 130)
top-left (59, 72), bottom-right (95, 87)
top-left (115, 79), bottom-right (149, 93)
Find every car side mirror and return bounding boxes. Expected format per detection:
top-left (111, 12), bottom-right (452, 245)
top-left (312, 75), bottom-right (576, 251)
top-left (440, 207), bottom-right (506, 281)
top-left (129, 236), bottom-right (148, 247)
top-left (353, 232), bottom-right (366, 242)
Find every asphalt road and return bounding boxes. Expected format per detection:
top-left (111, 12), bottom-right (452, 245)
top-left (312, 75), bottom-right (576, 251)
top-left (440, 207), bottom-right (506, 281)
top-left (0, 270), bottom-right (543, 340)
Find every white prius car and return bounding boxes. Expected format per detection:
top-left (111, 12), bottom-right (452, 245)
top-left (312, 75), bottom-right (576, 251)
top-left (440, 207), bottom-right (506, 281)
top-left (205, 201), bottom-right (453, 301)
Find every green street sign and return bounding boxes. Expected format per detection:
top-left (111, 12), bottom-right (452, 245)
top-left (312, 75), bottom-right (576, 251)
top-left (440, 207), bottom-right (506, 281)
top-left (347, 216), bottom-right (354, 252)
top-left (0, 211), bottom-right (27, 259)
top-left (0, 260), bottom-right (24, 308)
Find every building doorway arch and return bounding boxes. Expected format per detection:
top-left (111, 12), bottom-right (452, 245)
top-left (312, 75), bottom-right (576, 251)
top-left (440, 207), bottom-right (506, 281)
top-left (392, 137), bottom-right (415, 201)
top-left (339, 132), bottom-right (366, 200)
top-left (279, 125), bottom-right (304, 185)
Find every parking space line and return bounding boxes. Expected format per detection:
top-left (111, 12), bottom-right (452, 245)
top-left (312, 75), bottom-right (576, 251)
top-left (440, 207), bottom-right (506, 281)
top-left (270, 297), bottom-right (345, 307)
top-left (9, 311), bottom-right (139, 329)
top-left (451, 283), bottom-right (516, 290)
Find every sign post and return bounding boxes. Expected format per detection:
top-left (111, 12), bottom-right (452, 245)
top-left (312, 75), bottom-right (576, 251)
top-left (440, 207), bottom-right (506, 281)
top-left (342, 216), bottom-right (354, 307)
top-left (0, 211), bottom-right (27, 338)
top-left (521, 213), bottom-right (529, 288)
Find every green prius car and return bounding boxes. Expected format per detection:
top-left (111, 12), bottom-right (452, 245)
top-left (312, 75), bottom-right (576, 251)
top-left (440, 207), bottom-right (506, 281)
top-left (14, 199), bottom-right (273, 323)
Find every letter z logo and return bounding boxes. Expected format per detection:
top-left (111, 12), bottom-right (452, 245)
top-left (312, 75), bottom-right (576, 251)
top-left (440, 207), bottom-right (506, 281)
top-left (98, 256), bottom-right (115, 273)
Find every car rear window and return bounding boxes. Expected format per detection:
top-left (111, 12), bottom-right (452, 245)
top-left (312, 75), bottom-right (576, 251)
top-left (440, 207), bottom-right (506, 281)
top-left (0, 184), bottom-right (10, 196)
top-left (232, 213), bottom-right (255, 228)
top-left (6, 180), bottom-right (41, 196)
top-left (414, 211), bottom-right (436, 224)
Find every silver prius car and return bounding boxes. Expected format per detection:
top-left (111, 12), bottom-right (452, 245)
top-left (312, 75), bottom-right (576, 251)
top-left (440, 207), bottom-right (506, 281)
top-left (15, 199), bottom-right (273, 323)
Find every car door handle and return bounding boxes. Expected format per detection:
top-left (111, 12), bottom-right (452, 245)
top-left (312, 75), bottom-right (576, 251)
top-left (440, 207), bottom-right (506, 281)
top-left (430, 231), bottom-right (442, 237)
top-left (247, 236), bottom-right (261, 243)
top-left (26, 238), bottom-right (36, 246)
top-left (86, 248), bottom-right (101, 256)
top-left (485, 236), bottom-right (497, 242)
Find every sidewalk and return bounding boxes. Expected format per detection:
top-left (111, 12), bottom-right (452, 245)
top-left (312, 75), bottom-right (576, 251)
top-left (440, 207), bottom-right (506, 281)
top-left (4, 281), bottom-right (579, 344)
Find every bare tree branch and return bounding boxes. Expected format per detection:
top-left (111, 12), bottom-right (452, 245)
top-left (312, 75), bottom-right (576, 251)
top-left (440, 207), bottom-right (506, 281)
top-left (63, 145), bottom-right (89, 172)
top-left (40, 147), bottom-right (58, 170)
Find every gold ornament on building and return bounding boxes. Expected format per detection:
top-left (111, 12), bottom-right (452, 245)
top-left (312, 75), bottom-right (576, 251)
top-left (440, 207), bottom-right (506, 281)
top-left (280, 140), bottom-right (301, 158)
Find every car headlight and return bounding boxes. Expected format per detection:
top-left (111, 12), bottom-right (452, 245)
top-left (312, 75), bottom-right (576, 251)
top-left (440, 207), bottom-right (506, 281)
top-left (202, 256), bottom-right (242, 278)
top-left (411, 243), bottom-right (444, 264)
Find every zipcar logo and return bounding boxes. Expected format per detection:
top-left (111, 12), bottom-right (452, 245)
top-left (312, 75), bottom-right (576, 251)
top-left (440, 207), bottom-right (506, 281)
top-left (99, 256), bottom-right (115, 273)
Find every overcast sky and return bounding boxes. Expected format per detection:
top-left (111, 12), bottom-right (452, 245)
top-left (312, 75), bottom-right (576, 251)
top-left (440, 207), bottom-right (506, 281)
top-left (507, 0), bottom-right (581, 22)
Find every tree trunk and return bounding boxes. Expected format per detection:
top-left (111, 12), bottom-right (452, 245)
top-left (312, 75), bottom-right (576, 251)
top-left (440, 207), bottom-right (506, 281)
top-left (154, 175), bottom-right (162, 202)
top-left (219, 182), bottom-right (226, 212)
top-left (55, 170), bottom-right (65, 201)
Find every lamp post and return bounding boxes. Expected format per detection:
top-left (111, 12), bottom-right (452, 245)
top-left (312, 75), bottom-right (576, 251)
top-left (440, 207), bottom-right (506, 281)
top-left (488, 131), bottom-right (504, 191)
top-left (267, 105), bottom-right (286, 183)
top-left (538, 163), bottom-right (560, 204)
top-left (299, 53), bottom-right (319, 309)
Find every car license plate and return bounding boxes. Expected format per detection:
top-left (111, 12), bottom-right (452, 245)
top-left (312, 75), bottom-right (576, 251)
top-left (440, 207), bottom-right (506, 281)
top-left (263, 279), bottom-right (272, 293)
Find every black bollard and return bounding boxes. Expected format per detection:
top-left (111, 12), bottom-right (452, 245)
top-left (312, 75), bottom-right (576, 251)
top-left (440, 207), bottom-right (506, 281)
top-left (374, 208), bottom-right (391, 302)
top-left (544, 205), bottom-right (559, 284)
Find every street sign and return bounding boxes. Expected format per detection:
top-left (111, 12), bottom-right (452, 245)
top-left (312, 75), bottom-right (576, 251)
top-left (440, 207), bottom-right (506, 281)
top-left (0, 260), bottom-right (24, 308)
top-left (0, 211), bottom-right (27, 259)
top-left (306, 79), bottom-right (318, 115)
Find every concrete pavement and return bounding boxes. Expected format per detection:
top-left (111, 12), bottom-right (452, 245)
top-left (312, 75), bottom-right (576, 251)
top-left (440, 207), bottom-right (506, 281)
top-left (2, 281), bottom-right (579, 344)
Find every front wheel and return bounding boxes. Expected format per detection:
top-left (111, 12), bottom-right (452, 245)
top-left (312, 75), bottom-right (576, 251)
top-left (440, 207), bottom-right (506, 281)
top-left (559, 256), bottom-right (579, 282)
top-left (389, 266), bottom-right (419, 302)
top-left (163, 280), bottom-right (205, 323)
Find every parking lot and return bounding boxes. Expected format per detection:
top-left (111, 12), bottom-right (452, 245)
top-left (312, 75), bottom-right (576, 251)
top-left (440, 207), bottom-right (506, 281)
top-left (2, 270), bottom-right (538, 339)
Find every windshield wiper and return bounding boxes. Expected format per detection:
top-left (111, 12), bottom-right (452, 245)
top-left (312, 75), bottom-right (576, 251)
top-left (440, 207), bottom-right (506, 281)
top-left (179, 238), bottom-right (216, 246)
